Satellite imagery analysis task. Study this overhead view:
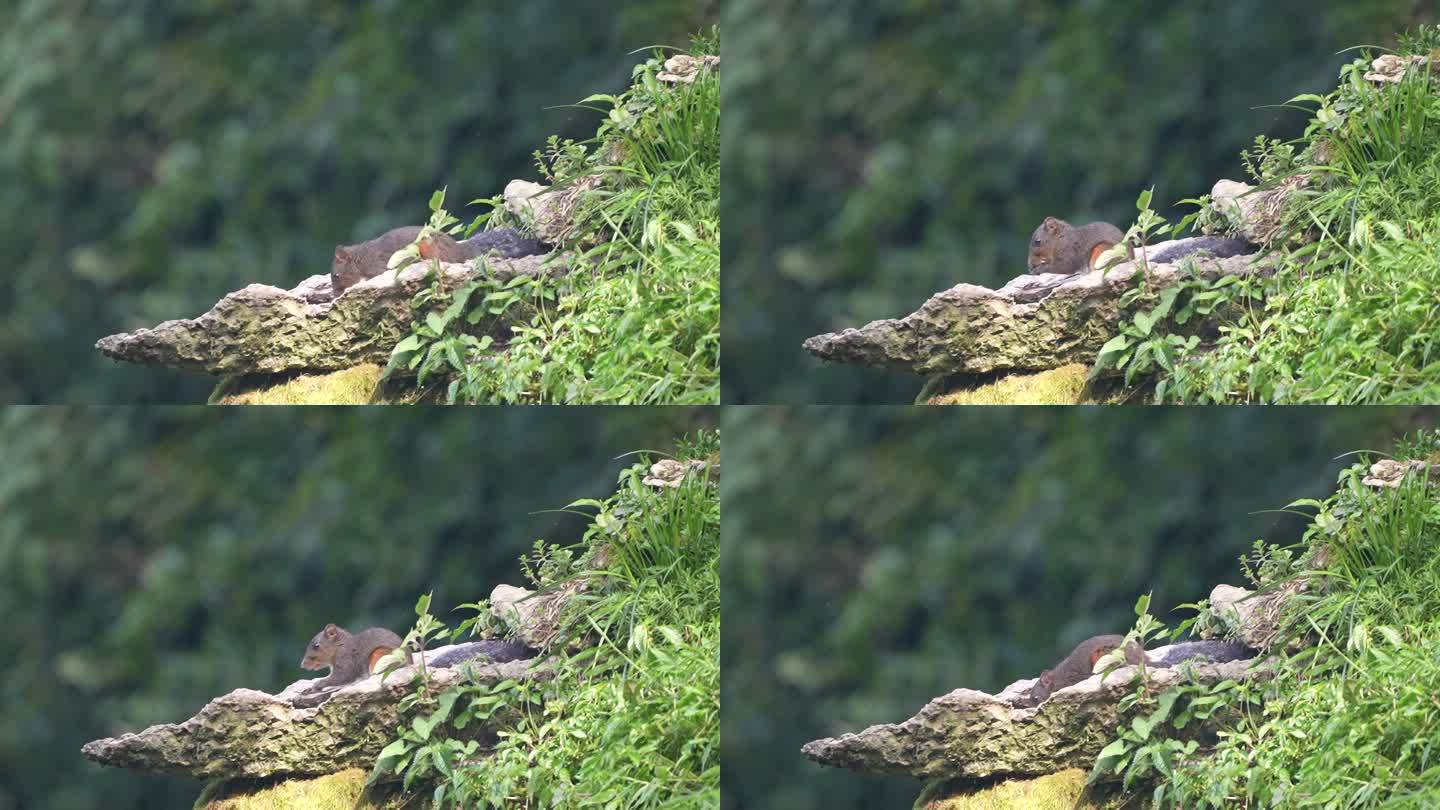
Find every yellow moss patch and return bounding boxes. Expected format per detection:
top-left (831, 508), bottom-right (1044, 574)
top-left (211, 364), bottom-right (405, 405)
top-left (195, 768), bottom-right (416, 810)
top-left (915, 769), bottom-right (1132, 810)
top-left (925, 364), bottom-right (1093, 405)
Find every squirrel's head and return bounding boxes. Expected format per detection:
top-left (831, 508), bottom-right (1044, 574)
top-left (1026, 217), bottom-right (1067, 272)
top-left (301, 623), bottom-right (343, 670)
top-left (331, 246), bottom-right (359, 294)
top-left (1027, 668), bottom-right (1056, 705)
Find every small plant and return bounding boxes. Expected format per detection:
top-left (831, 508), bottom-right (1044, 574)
top-left (1090, 191), bottom-right (1260, 399)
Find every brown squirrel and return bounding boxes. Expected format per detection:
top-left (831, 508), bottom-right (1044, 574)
top-left (299, 623), bottom-right (406, 694)
top-left (1027, 216), bottom-right (1252, 276)
top-left (1017, 635), bottom-right (1255, 707)
top-left (330, 226), bottom-right (548, 294)
top-left (1022, 634), bottom-right (1144, 706)
top-left (1027, 217), bottom-right (1129, 275)
top-left (296, 623), bottom-right (536, 705)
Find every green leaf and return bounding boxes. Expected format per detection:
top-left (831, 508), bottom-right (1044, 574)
top-left (1094, 334), bottom-right (1133, 369)
top-left (376, 738), bottom-right (412, 763)
top-left (390, 335), bottom-right (424, 356)
top-left (1131, 715), bottom-right (1154, 740)
top-left (1096, 738), bottom-right (1131, 762)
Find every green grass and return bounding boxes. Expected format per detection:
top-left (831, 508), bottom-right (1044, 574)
top-left (388, 30), bottom-right (719, 404)
top-left (1110, 26), bottom-right (1440, 403)
top-left (1109, 429), bottom-right (1440, 807)
top-left (374, 432), bottom-right (720, 808)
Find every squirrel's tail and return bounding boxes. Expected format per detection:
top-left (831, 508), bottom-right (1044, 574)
top-left (428, 639), bottom-right (536, 669)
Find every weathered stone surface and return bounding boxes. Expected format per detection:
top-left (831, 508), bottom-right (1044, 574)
top-left (1364, 54), bottom-right (1436, 84)
top-left (491, 584), bottom-right (569, 650)
top-left (657, 54), bottom-right (720, 84)
top-left (1208, 584), bottom-right (1302, 651)
top-left (504, 177), bottom-right (600, 246)
top-left (801, 651), bottom-right (1261, 781)
top-left (81, 645), bottom-right (548, 780)
top-left (643, 459), bottom-right (711, 489)
top-left (1362, 459), bottom-right (1432, 489)
top-left (1210, 178), bottom-right (1305, 247)
top-left (95, 253), bottom-right (562, 376)
top-left (803, 250), bottom-right (1264, 376)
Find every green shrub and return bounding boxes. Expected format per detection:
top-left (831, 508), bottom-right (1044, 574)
top-left (388, 31), bottom-right (720, 405)
top-left (1099, 429), bottom-right (1440, 806)
top-left (1110, 27), bottom-right (1440, 403)
top-left (375, 432), bottom-right (720, 808)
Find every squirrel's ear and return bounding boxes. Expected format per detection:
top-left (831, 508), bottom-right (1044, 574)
top-left (324, 623), bottom-right (339, 636)
top-left (334, 246), bottom-right (348, 259)
top-left (1043, 216), bottom-right (1060, 230)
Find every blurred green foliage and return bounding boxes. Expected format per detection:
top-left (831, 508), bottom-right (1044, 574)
top-left (0, 406), bottom-right (712, 810)
top-left (0, 0), bottom-right (714, 403)
top-left (720, 0), bottom-right (1430, 403)
top-left (719, 406), bottom-right (1433, 809)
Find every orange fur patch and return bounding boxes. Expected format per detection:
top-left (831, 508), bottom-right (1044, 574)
top-left (1089, 646), bottom-right (1114, 667)
top-left (1088, 242), bottom-right (1116, 270)
top-left (368, 647), bottom-right (393, 673)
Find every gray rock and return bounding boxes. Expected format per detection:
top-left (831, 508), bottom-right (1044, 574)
top-left (800, 657), bottom-right (1262, 781)
top-left (95, 253), bottom-right (562, 376)
top-left (802, 252), bottom-right (1266, 376)
top-left (1208, 584), bottom-right (1302, 651)
top-left (1210, 178), bottom-right (1306, 247)
top-left (80, 647), bottom-right (548, 780)
top-left (504, 178), bottom-right (600, 247)
top-left (1362, 459), bottom-right (1432, 489)
top-left (490, 584), bottom-right (568, 650)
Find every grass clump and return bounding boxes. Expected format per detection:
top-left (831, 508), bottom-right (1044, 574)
top-left (387, 30), bottom-right (719, 404)
top-left (373, 432), bottom-right (720, 808)
top-left (210, 364), bottom-right (396, 405)
top-left (924, 364), bottom-right (1093, 405)
top-left (196, 769), bottom-right (414, 810)
top-left (1095, 429), bottom-right (1440, 806)
top-left (1100, 26), bottom-right (1440, 403)
top-left (916, 770), bottom-right (1129, 810)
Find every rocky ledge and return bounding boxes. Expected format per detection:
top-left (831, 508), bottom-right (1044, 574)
top-left (801, 574), bottom-right (1304, 783)
top-left (801, 652), bottom-right (1262, 781)
top-left (802, 179), bottom-right (1296, 378)
top-left (95, 254), bottom-right (562, 376)
top-left (81, 579), bottom-right (577, 781)
top-left (81, 646), bottom-right (547, 780)
top-left (95, 178), bottom-right (588, 377)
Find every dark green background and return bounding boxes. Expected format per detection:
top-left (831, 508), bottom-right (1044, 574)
top-left (0, 1), bottom-right (716, 404)
top-left (720, 0), bottom-right (1432, 404)
top-left (720, 406), bottom-right (1435, 809)
top-left (0, 406), bottom-right (713, 810)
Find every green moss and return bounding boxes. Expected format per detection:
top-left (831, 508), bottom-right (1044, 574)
top-left (915, 770), bottom-right (1131, 810)
top-left (195, 769), bottom-right (415, 810)
top-left (211, 364), bottom-right (408, 405)
top-left (924, 364), bottom-right (1094, 405)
